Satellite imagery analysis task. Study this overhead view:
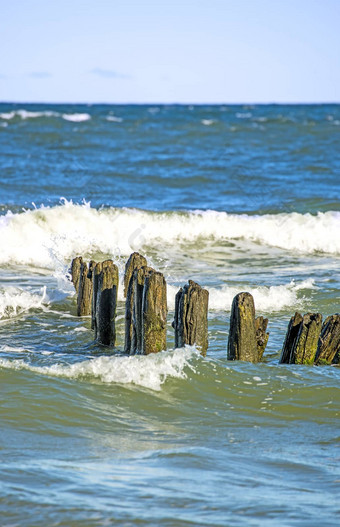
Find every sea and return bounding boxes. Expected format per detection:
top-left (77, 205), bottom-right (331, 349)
top-left (0, 103), bottom-right (339, 526)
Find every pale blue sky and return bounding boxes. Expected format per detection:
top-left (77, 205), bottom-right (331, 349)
top-left (1, 0), bottom-right (339, 103)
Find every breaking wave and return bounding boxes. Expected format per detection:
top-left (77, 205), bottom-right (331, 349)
top-left (0, 201), bottom-right (339, 269)
top-left (167, 279), bottom-right (315, 313)
top-left (0, 110), bottom-right (91, 122)
top-left (0, 286), bottom-right (49, 320)
top-left (0, 346), bottom-right (198, 391)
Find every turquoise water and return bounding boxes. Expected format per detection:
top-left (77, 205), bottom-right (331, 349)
top-left (0, 104), bottom-right (339, 526)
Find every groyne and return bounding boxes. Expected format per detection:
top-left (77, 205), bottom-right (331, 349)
top-left (70, 253), bottom-right (339, 364)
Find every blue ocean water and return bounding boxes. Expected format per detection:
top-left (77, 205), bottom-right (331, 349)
top-left (0, 104), bottom-right (339, 526)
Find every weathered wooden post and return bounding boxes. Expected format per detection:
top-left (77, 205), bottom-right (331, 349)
top-left (124, 254), bottom-right (148, 353)
top-left (255, 316), bottom-right (269, 360)
top-left (70, 256), bottom-right (83, 294)
top-left (279, 312), bottom-right (303, 364)
top-left (93, 260), bottom-right (119, 346)
top-left (142, 270), bottom-right (167, 354)
top-left (77, 260), bottom-right (95, 316)
top-left (280, 312), bottom-right (322, 364)
top-left (172, 280), bottom-right (209, 355)
top-left (126, 266), bottom-right (167, 355)
top-left (124, 252), bottom-right (147, 297)
top-left (227, 292), bottom-right (259, 362)
top-left (314, 314), bottom-right (340, 365)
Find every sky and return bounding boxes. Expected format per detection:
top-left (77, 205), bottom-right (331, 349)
top-left (1, 0), bottom-right (339, 103)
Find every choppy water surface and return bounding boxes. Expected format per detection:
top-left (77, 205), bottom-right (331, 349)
top-left (0, 104), bottom-right (339, 526)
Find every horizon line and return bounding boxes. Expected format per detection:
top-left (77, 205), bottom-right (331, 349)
top-left (1, 100), bottom-right (340, 106)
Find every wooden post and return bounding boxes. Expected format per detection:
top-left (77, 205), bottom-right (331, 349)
top-left (77, 260), bottom-right (95, 316)
top-left (172, 280), bottom-right (209, 355)
top-left (294, 313), bottom-right (323, 364)
top-left (124, 252), bottom-right (147, 297)
top-left (124, 254), bottom-right (148, 353)
top-left (126, 267), bottom-right (167, 354)
top-left (70, 256), bottom-right (83, 294)
top-left (314, 314), bottom-right (340, 365)
top-left (280, 312), bottom-right (322, 365)
top-left (279, 312), bottom-right (303, 364)
top-left (255, 316), bottom-right (269, 360)
top-left (93, 260), bottom-right (119, 346)
top-left (142, 270), bottom-right (167, 355)
top-left (92, 262), bottom-right (101, 331)
top-left (227, 292), bottom-right (258, 362)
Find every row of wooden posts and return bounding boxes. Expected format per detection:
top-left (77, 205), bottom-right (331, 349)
top-left (70, 252), bottom-right (340, 365)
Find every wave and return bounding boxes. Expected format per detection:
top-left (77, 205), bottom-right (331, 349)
top-left (0, 109), bottom-right (58, 120)
top-left (0, 110), bottom-right (91, 122)
top-left (61, 113), bottom-right (91, 122)
top-left (167, 278), bottom-right (315, 313)
top-left (106, 115), bottom-right (123, 123)
top-left (0, 346), bottom-right (198, 391)
top-left (0, 201), bottom-right (339, 269)
top-left (0, 286), bottom-right (49, 320)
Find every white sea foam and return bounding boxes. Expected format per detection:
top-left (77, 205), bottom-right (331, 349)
top-left (0, 202), bottom-right (339, 268)
top-left (167, 279), bottom-right (315, 313)
top-left (0, 346), bottom-right (198, 391)
top-left (0, 286), bottom-right (49, 320)
top-left (201, 119), bottom-right (215, 126)
top-left (0, 109), bottom-right (58, 120)
top-left (106, 115), bottom-right (123, 123)
top-left (0, 109), bottom-right (90, 122)
top-left (236, 112), bottom-right (252, 119)
top-left (61, 113), bottom-right (91, 122)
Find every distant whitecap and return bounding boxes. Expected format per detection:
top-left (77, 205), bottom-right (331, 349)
top-left (62, 113), bottom-right (91, 122)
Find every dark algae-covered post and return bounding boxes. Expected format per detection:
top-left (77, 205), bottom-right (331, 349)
top-left (255, 316), bottom-right (269, 360)
top-left (124, 254), bottom-right (148, 353)
top-left (70, 256), bottom-right (83, 295)
top-left (142, 270), bottom-right (167, 355)
top-left (294, 313), bottom-right (322, 364)
top-left (93, 260), bottom-right (119, 346)
top-left (124, 252), bottom-right (147, 298)
top-left (126, 266), bottom-right (167, 355)
top-left (279, 312), bottom-right (303, 364)
top-left (130, 265), bottom-right (154, 353)
top-left (77, 260), bottom-right (95, 316)
top-left (315, 314), bottom-right (340, 365)
top-left (172, 280), bottom-right (209, 355)
top-left (280, 312), bottom-right (322, 364)
top-left (227, 292), bottom-right (259, 362)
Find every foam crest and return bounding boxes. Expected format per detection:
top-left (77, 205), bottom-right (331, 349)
top-left (167, 279), bottom-right (315, 313)
top-left (61, 113), bottom-right (91, 122)
top-left (0, 109), bottom-right (58, 119)
top-left (0, 110), bottom-right (90, 122)
top-left (0, 346), bottom-right (199, 391)
top-left (0, 202), bottom-right (339, 268)
top-left (0, 286), bottom-right (49, 320)
top-left (106, 115), bottom-right (123, 123)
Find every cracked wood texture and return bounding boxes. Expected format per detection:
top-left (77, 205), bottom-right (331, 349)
top-left (93, 260), bottom-right (119, 346)
top-left (142, 270), bottom-right (167, 355)
top-left (129, 266), bottom-right (154, 354)
top-left (281, 312), bottom-right (323, 365)
top-left (255, 316), bottom-right (269, 360)
top-left (172, 280), bottom-right (209, 355)
top-left (279, 312), bottom-right (303, 364)
top-left (124, 254), bottom-right (148, 353)
top-left (315, 314), bottom-right (340, 365)
top-left (70, 256), bottom-right (83, 295)
top-left (123, 252), bottom-right (147, 298)
top-left (77, 260), bottom-right (95, 317)
top-left (227, 292), bottom-right (259, 362)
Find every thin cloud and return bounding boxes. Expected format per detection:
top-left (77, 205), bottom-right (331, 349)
top-left (0, 74), bottom-right (6, 79)
top-left (28, 71), bottom-right (52, 79)
top-left (91, 68), bottom-right (131, 79)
